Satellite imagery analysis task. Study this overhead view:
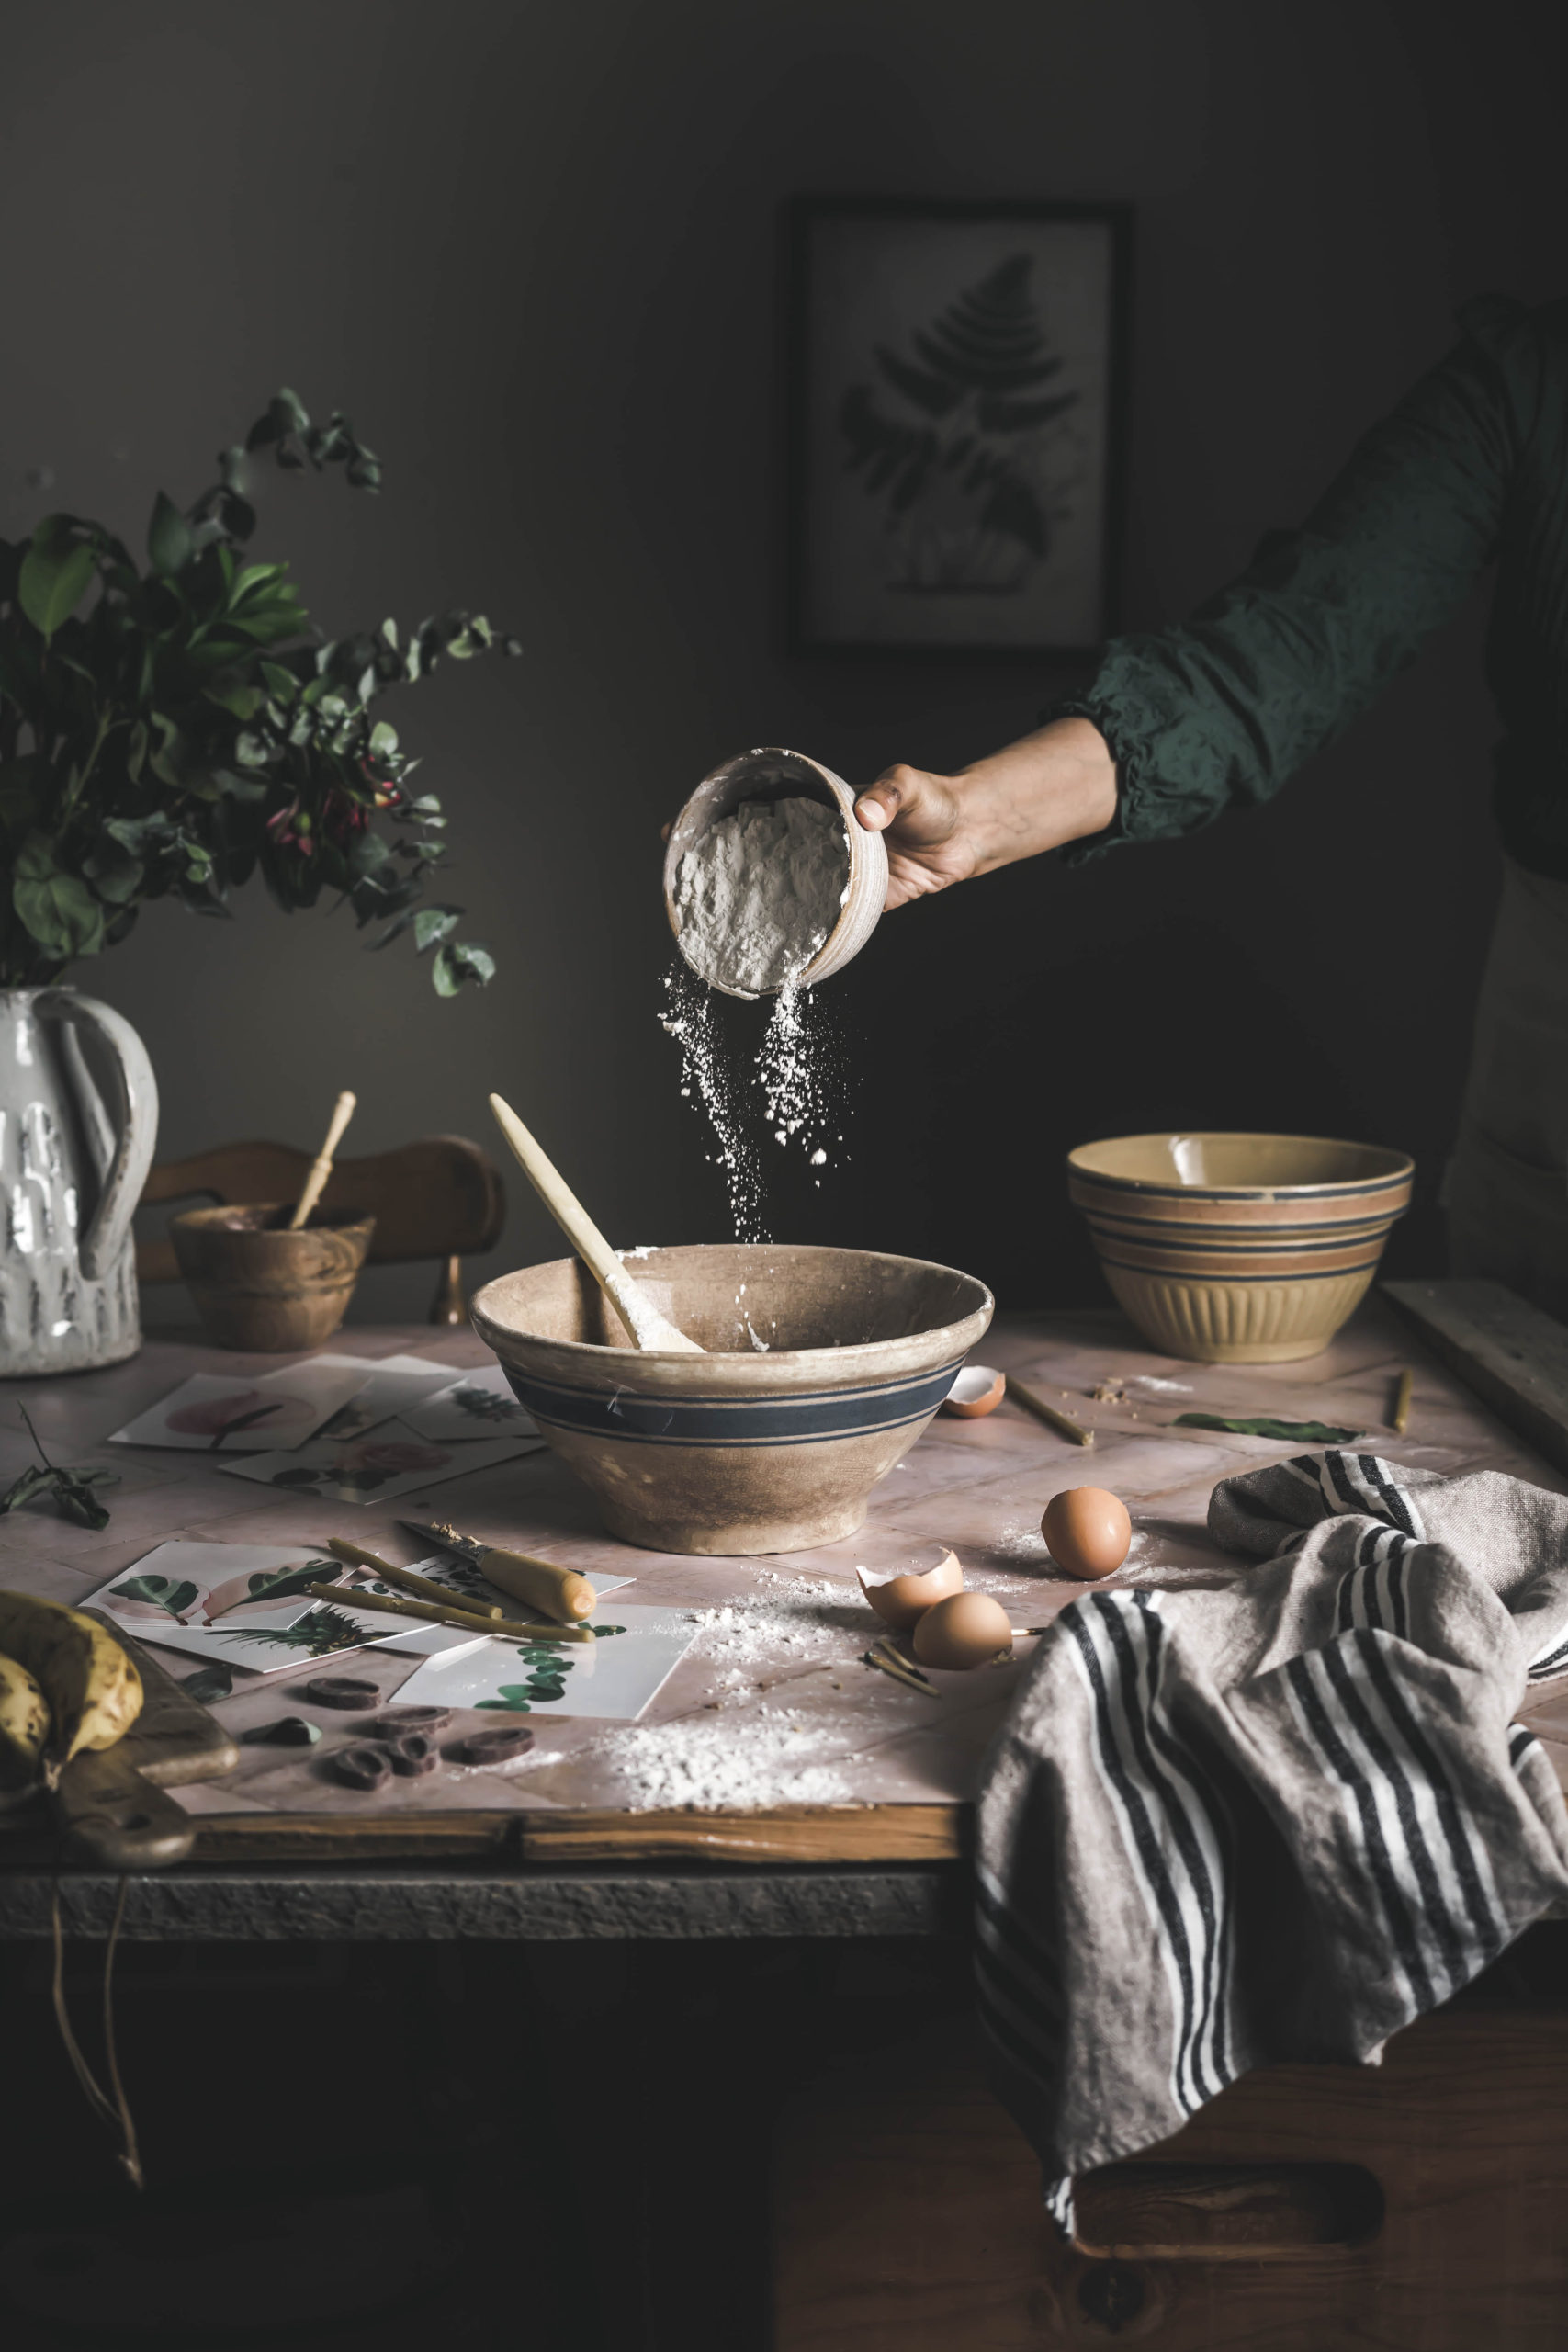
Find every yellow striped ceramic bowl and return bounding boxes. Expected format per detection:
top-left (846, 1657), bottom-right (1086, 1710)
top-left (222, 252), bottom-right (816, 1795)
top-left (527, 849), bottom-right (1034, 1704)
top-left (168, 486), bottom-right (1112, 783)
top-left (1067, 1132), bottom-right (1415, 1363)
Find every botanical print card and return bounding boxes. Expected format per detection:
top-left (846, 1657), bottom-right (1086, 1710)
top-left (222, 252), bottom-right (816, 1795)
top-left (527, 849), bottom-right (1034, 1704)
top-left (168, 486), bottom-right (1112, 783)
top-left (126, 1601), bottom-right (490, 1677)
top-left (400, 1366), bottom-right (538, 1442)
top-left (391, 1606), bottom-right (698, 1721)
top-left (109, 1362), bottom-right (370, 1453)
top-left (217, 1421), bottom-right (540, 1504)
top-left (85, 1541), bottom-right (340, 1634)
top-left (310, 1353), bottom-right (462, 1442)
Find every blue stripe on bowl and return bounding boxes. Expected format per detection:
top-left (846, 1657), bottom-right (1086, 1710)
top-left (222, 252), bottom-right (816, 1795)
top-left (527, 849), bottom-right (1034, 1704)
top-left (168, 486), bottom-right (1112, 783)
top-left (1079, 1212), bottom-right (1402, 1241)
top-left (502, 1360), bottom-right (966, 1448)
top-left (1080, 1226), bottom-right (1396, 1259)
top-left (1069, 1170), bottom-right (1409, 1203)
top-left (1095, 1254), bottom-right (1385, 1283)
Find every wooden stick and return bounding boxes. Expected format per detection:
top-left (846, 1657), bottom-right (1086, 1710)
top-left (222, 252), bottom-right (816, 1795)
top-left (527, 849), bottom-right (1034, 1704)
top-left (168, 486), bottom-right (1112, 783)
top-left (1391, 1366), bottom-right (1414, 1436)
top-left (324, 1538), bottom-right (504, 1619)
top-left (487, 1093), bottom-right (702, 1353)
top-left (303, 1583), bottom-right (595, 1644)
top-left (1005, 1374), bottom-right (1094, 1448)
top-left (863, 1646), bottom-right (942, 1699)
top-left (288, 1091), bottom-right (357, 1231)
top-left (873, 1637), bottom-right (934, 1689)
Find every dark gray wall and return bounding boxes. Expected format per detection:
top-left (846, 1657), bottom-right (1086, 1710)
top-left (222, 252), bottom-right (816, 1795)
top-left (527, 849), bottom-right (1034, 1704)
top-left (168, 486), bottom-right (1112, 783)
top-left (3, 0), bottom-right (1562, 1318)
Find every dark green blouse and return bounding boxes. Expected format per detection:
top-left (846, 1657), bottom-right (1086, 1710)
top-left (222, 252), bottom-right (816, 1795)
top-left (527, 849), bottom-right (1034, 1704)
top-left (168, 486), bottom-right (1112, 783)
top-left (1065, 296), bottom-right (1568, 876)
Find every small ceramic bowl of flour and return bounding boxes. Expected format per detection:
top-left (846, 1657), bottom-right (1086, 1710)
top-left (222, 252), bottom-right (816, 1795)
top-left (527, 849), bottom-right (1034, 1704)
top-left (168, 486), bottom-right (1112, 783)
top-left (662, 746), bottom-right (886, 998)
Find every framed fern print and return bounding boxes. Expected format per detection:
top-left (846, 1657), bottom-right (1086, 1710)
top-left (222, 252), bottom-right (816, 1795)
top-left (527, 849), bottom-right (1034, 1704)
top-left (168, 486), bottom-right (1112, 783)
top-left (789, 198), bottom-right (1131, 653)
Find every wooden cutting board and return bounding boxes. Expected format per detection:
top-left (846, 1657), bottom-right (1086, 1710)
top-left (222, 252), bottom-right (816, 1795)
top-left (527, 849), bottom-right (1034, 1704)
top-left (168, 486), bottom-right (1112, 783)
top-left (43, 1615), bottom-right (240, 1870)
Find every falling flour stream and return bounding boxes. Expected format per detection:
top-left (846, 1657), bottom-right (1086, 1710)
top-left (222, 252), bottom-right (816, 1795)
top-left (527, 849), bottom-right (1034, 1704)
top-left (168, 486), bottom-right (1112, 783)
top-left (661, 793), bottom-right (852, 1245)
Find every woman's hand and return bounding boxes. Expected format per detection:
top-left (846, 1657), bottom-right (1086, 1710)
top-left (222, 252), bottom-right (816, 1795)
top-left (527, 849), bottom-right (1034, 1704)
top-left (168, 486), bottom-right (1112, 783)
top-left (853, 717), bottom-right (1119, 910)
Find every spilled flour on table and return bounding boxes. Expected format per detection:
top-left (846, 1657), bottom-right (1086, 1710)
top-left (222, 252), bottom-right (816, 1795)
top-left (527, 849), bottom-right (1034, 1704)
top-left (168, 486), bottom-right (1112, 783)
top-left (509, 1573), bottom-right (869, 1809)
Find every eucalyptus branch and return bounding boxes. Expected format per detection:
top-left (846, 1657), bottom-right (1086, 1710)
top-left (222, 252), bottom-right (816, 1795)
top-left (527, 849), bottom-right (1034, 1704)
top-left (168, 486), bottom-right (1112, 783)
top-left (0, 391), bottom-right (518, 992)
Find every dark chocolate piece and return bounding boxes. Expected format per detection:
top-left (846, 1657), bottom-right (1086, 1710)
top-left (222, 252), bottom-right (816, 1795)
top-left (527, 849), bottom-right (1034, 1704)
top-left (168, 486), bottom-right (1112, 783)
top-left (304, 1676), bottom-right (381, 1711)
top-left (329, 1744), bottom-right (394, 1791)
top-left (366, 1707), bottom-right (454, 1739)
top-left (447, 1724), bottom-right (536, 1766)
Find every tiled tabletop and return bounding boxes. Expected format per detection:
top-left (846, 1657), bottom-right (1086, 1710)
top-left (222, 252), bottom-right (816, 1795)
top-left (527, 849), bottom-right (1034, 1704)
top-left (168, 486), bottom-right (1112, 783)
top-left (3, 1296), bottom-right (1565, 1854)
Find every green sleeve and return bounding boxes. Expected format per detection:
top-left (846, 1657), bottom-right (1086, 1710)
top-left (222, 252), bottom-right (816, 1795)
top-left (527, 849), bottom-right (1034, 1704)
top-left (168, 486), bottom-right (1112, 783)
top-left (1061, 306), bottom-right (1523, 859)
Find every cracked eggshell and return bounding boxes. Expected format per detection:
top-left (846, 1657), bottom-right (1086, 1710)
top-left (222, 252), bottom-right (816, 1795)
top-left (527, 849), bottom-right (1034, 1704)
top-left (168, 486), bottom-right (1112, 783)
top-left (941, 1363), bottom-right (1006, 1419)
top-left (857, 1549), bottom-right (964, 1631)
top-left (911, 1589), bottom-right (1014, 1670)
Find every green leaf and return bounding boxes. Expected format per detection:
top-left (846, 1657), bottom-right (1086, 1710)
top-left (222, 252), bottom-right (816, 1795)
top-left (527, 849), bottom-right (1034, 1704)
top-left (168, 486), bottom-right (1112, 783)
top-left (83, 834), bottom-right (144, 905)
top-left (368, 719), bottom-right (399, 757)
top-left (18, 527), bottom-right (96, 640)
top-left (0, 755), bottom-right (49, 846)
top-left (146, 713), bottom-right (186, 788)
top-left (2, 1409), bottom-right (116, 1530)
top-left (412, 905), bottom-right (460, 953)
top-left (432, 939), bottom-right (495, 996)
top-left (147, 491), bottom-right (194, 576)
top-left (203, 680), bottom-right (264, 720)
top-left (1171, 1414), bottom-right (1364, 1444)
top-left (13, 835), bottom-right (106, 960)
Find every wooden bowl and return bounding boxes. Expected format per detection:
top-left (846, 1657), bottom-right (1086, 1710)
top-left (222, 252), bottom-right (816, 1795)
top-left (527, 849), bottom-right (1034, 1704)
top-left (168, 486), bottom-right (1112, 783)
top-left (1067, 1132), bottom-right (1414, 1363)
top-left (169, 1204), bottom-right (376, 1352)
top-left (471, 1243), bottom-right (992, 1553)
top-left (662, 746), bottom-right (886, 997)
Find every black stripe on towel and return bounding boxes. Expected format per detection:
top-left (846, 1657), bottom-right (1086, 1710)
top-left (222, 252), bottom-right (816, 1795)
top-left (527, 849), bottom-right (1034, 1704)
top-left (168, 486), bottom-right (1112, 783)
top-left (1323, 1641), bottom-right (1473, 1992)
top-left (1285, 1652), bottom-right (1435, 2009)
top-left (1066, 1604), bottom-right (1208, 2108)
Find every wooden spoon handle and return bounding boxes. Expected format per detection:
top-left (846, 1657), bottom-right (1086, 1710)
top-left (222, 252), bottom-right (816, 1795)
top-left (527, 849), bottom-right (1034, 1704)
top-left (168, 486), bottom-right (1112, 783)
top-left (488, 1094), bottom-right (701, 1351)
top-left (289, 1090), bottom-right (357, 1231)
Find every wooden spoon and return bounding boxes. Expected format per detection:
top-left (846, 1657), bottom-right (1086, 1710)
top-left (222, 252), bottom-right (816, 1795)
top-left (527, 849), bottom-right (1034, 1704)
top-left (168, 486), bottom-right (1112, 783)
top-left (488, 1093), bottom-right (703, 1353)
top-left (288, 1090), bottom-right (357, 1231)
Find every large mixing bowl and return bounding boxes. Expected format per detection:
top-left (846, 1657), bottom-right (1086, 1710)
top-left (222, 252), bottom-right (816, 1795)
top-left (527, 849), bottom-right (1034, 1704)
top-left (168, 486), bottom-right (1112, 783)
top-left (1068, 1131), bottom-right (1415, 1363)
top-left (470, 1244), bottom-right (993, 1554)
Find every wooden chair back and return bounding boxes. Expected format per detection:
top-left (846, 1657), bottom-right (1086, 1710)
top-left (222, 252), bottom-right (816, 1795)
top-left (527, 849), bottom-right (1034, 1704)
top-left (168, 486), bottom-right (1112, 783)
top-left (137, 1135), bottom-right (506, 1323)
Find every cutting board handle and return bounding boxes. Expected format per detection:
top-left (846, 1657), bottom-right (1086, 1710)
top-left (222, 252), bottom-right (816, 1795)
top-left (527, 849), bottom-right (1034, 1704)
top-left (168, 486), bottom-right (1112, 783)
top-left (51, 1746), bottom-right (196, 1870)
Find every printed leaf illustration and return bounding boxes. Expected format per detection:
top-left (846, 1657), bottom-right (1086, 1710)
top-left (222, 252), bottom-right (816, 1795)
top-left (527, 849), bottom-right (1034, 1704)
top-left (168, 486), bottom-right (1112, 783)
top-left (840, 253), bottom-right (1080, 594)
top-left (231, 1560), bottom-right (341, 1611)
top-left (446, 1384), bottom-right (519, 1423)
top-left (107, 1573), bottom-right (201, 1619)
top-left (228, 1604), bottom-right (370, 1657)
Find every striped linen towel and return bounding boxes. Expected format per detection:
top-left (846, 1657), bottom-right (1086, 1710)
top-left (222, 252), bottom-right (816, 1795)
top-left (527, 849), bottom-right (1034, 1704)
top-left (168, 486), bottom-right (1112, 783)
top-left (975, 1448), bottom-right (1568, 2236)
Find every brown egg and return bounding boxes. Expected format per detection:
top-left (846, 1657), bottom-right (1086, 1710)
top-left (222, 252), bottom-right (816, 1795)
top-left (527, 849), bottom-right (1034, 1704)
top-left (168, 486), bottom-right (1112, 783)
top-left (1042, 1487), bottom-right (1132, 1581)
top-left (912, 1589), bottom-right (1014, 1670)
top-left (941, 1363), bottom-right (1006, 1419)
top-left (858, 1550), bottom-right (964, 1631)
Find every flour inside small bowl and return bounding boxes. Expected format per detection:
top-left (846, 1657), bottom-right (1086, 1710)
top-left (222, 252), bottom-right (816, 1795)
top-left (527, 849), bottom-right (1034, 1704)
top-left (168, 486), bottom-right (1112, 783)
top-left (673, 795), bottom-right (850, 997)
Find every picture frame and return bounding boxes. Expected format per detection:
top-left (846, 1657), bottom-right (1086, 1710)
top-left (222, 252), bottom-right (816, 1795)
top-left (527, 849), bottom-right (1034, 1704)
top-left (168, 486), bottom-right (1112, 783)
top-left (787, 198), bottom-right (1132, 657)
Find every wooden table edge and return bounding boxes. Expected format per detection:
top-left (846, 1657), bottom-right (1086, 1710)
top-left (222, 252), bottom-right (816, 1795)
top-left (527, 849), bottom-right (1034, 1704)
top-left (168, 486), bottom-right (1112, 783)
top-left (182, 1801), bottom-right (969, 1866)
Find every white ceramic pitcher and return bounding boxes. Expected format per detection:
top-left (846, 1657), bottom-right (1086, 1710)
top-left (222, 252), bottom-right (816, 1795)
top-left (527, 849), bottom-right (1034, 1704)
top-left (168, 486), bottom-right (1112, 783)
top-left (0, 989), bottom-right (159, 1376)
